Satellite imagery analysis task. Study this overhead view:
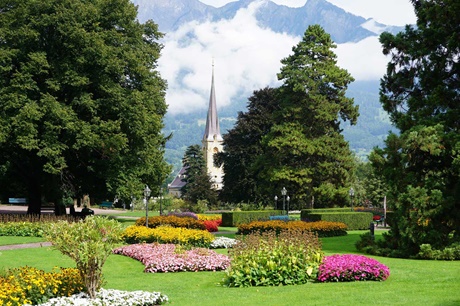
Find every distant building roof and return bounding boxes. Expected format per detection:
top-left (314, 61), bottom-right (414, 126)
top-left (168, 166), bottom-right (187, 190)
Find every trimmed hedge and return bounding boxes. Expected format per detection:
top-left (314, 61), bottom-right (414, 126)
top-left (221, 210), bottom-right (283, 227)
top-left (301, 211), bottom-right (372, 230)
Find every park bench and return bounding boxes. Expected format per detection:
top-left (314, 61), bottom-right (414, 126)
top-left (374, 215), bottom-right (385, 227)
top-left (99, 201), bottom-right (113, 209)
top-left (8, 197), bottom-right (27, 204)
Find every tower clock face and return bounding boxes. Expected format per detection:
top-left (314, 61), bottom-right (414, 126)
top-left (213, 147), bottom-right (219, 153)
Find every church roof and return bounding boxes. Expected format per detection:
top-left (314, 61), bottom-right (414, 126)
top-left (203, 62), bottom-right (223, 142)
top-left (168, 166), bottom-right (187, 189)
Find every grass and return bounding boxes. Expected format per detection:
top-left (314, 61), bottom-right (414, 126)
top-left (0, 236), bottom-right (45, 245)
top-left (1, 230), bottom-right (459, 305)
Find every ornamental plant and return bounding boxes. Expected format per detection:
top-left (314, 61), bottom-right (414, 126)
top-left (113, 243), bottom-right (230, 273)
top-left (135, 215), bottom-right (206, 230)
top-left (317, 254), bottom-right (390, 282)
top-left (44, 216), bottom-right (124, 299)
top-left (223, 229), bottom-right (323, 287)
top-left (31, 288), bottom-right (168, 306)
top-left (210, 236), bottom-right (237, 249)
top-left (122, 225), bottom-right (214, 247)
top-left (237, 220), bottom-right (347, 237)
top-left (0, 267), bottom-right (84, 305)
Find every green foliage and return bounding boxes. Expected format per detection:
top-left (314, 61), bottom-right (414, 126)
top-left (217, 87), bottom-right (279, 204)
top-left (373, 0), bottom-right (460, 256)
top-left (221, 210), bottom-right (282, 227)
top-left (256, 25), bottom-right (358, 208)
top-left (302, 212), bottom-right (372, 230)
top-left (0, 222), bottom-right (44, 237)
top-left (223, 229), bottom-right (323, 287)
top-left (181, 144), bottom-right (218, 205)
top-left (43, 216), bottom-right (123, 299)
top-left (416, 243), bottom-right (460, 260)
top-left (0, 0), bottom-right (170, 213)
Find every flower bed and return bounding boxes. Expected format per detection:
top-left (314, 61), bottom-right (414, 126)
top-left (317, 254), bottom-right (390, 282)
top-left (122, 225), bottom-right (214, 247)
top-left (135, 215), bottom-right (206, 230)
top-left (31, 288), bottom-right (168, 306)
top-left (237, 220), bottom-right (347, 237)
top-left (113, 243), bottom-right (230, 273)
top-left (210, 236), bottom-right (237, 249)
top-left (0, 267), bottom-right (84, 305)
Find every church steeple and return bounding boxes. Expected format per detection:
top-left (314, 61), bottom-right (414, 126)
top-left (202, 60), bottom-right (224, 190)
top-left (203, 61), bottom-right (223, 142)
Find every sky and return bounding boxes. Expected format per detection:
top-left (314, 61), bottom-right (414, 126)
top-left (158, 0), bottom-right (417, 114)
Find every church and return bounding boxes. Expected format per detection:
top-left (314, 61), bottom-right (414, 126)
top-left (168, 63), bottom-right (224, 197)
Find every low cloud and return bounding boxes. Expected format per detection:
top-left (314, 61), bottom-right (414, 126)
top-left (158, 1), bottom-right (388, 115)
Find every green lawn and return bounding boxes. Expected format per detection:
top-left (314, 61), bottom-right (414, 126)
top-left (1, 231), bottom-right (459, 305)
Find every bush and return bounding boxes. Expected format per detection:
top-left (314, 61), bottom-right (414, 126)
top-left (44, 216), bottom-right (123, 299)
top-left (122, 225), bottom-right (214, 247)
top-left (203, 220), bottom-right (220, 232)
top-left (113, 243), bottom-right (230, 273)
top-left (197, 214), bottom-right (222, 221)
top-left (221, 210), bottom-right (283, 227)
top-left (0, 267), bottom-right (84, 305)
top-left (416, 243), bottom-right (460, 260)
top-left (222, 229), bottom-right (323, 287)
top-left (301, 211), bottom-right (372, 230)
top-left (317, 254), bottom-right (390, 282)
top-left (135, 215), bottom-right (206, 230)
top-left (237, 220), bottom-right (347, 237)
top-left (0, 221), bottom-right (44, 237)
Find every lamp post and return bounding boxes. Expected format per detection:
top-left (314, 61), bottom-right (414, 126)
top-left (349, 187), bottom-right (354, 212)
top-left (144, 185), bottom-right (151, 227)
top-left (159, 187), bottom-right (163, 216)
top-left (274, 195), bottom-right (278, 210)
top-left (281, 187), bottom-right (287, 215)
top-left (287, 196), bottom-right (290, 216)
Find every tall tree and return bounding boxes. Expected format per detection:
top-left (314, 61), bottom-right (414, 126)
top-left (216, 87), bottom-right (279, 205)
top-left (258, 25), bottom-right (358, 208)
top-left (0, 0), bottom-right (170, 214)
top-left (181, 144), bottom-right (217, 206)
top-left (371, 0), bottom-right (460, 255)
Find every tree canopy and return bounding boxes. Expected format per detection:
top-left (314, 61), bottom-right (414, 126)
top-left (371, 0), bottom-right (460, 255)
top-left (258, 25), bottom-right (358, 208)
top-left (0, 0), bottom-right (170, 213)
top-left (180, 144), bottom-right (218, 206)
top-left (218, 25), bottom-right (358, 209)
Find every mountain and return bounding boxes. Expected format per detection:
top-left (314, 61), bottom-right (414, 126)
top-left (129, 0), bottom-right (402, 174)
top-left (132, 0), bottom-right (403, 43)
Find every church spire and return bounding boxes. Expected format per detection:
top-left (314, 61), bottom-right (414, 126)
top-left (203, 60), bottom-right (223, 141)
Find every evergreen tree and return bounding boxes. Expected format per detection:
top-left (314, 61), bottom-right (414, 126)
top-left (371, 0), bottom-right (460, 255)
top-left (181, 145), bottom-right (217, 206)
top-left (217, 87), bottom-right (279, 205)
top-left (258, 25), bottom-right (358, 208)
top-left (0, 0), bottom-right (170, 213)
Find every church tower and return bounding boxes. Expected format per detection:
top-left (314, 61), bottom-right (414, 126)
top-left (202, 62), bottom-right (224, 190)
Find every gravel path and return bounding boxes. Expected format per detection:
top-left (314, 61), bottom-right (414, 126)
top-left (0, 242), bottom-right (52, 251)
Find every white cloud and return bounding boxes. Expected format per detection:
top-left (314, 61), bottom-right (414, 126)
top-left (159, 1), bottom-right (298, 114)
top-left (159, 0), bottom-right (405, 115)
top-left (335, 36), bottom-right (388, 80)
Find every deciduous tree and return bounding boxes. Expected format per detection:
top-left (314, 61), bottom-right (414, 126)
top-left (0, 0), bottom-right (170, 213)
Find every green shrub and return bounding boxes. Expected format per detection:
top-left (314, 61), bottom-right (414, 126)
top-left (302, 211), bottom-right (372, 230)
top-left (416, 243), bottom-right (460, 260)
top-left (223, 229), bottom-right (323, 287)
top-left (221, 210), bottom-right (282, 227)
top-left (44, 216), bottom-right (124, 299)
top-left (0, 221), bottom-right (44, 237)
